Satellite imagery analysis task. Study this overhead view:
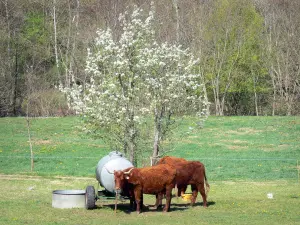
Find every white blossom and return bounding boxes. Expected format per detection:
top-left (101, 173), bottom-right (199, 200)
top-left (60, 3), bottom-right (209, 154)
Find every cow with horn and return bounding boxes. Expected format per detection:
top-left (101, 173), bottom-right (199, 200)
top-left (113, 164), bottom-right (177, 214)
top-left (105, 166), bottom-right (136, 211)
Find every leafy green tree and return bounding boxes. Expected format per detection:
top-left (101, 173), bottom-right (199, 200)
top-left (228, 2), bottom-right (268, 115)
top-left (202, 0), bottom-right (267, 115)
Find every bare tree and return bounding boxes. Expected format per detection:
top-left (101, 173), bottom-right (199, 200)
top-left (259, 0), bottom-right (300, 115)
top-left (52, 0), bottom-right (60, 83)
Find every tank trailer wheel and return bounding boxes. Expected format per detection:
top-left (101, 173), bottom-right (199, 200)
top-left (85, 185), bottom-right (96, 209)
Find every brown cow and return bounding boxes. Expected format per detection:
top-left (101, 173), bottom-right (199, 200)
top-left (114, 164), bottom-right (176, 213)
top-left (105, 167), bottom-right (137, 210)
top-left (156, 156), bottom-right (188, 196)
top-left (174, 161), bottom-right (210, 207)
top-left (157, 156), bottom-right (187, 165)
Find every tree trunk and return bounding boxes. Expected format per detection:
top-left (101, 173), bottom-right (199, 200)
top-left (172, 0), bottom-right (180, 43)
top-left (127, 105), bottom-right (137, 166)
top-left (53, 0), bottom-right (60, 83)
top-left (128, 124), bottom-right (137, 166)
top-left (271, 69), bottom-right (276, 116)
top-left (253, 72), bottom-right (259, 116)
top-left (26, 72), bottom-right (34, 171)
top-left (254, 90), bottom-right (258, 116)
top-left (152, 108), bottom-right (162, 159)
top-left (68, 0), bottom-right (80, 84)
top-left (26, 112), bottom-right (34, 172)
top-left (4, 0), bottom-right (11, 63)
top-left (128, 138), bottom-right (136, 166)
top-left (12, 34), bottom-right (19, 116)
top-left (152, 125), bottom-right (160, 158)
top-left (4, 0), bottom-right (13, 115)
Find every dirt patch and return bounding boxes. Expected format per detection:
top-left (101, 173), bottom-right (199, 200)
top-left (261, 144), bottom-right (290, 152)
top-left (227, 145), bottom-right (248, 151)
top-left (261, 144), bottom-right (276, 152)
top-left (226, 128), bottom-right (262, 135)
top-left (180, 139), bottom-right (200, 144)
top-left (221, 139), bottom-right (248, 144)
top-left (87, 143), bottom-right (108, 148)
top-left (277, 144), bottom-right (290, 150)
top-left (233, 139), bottom-right (248, 144)
top-left (220, 180), bottom-right (288, 186)
top-left (0, 174), bottom-right (94, 181)
top-left (34, 139), bottom-right (52, 145)
top-left (0, 174), bottom-right (42, 181)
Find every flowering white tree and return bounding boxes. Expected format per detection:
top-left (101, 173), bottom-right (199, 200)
top-left (139, 42), bottom-right (209, 160)
top-left (61, 4), bottom-right (209, 165)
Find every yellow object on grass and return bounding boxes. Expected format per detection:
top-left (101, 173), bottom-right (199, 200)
top-left (181, 193), bottom-right (192, 201)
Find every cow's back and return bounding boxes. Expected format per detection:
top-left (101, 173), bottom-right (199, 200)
top-left (173, 161), bottom-right (205, 185)
top-left (137, 164), bottom-right (176, 194)
top-left (157, 156), bottom-right (187, 166)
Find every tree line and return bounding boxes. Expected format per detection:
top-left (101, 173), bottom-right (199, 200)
top-left (0, 0), bottom-right (299, 117)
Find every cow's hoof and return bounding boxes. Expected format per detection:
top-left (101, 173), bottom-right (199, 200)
top-left (153, 205), bottom-right (162, 210)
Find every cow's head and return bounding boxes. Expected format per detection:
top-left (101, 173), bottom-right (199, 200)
top-left (113, 170), bottom-right (125, 192)
top-left (123, 167), bottom-right (135, 181)
top-left (112, 167), bottom-right (135, 192)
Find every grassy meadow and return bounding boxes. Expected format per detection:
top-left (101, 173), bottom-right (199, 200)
top-left (0, 116), bottom-right (299, 181)
top-left (0, 116), bottom-right (299, 224)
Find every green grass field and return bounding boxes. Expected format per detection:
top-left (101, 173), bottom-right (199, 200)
top-left (0, 116), bottom-right (299, 181)
top-left (0, 116), bottom-right (299, 224)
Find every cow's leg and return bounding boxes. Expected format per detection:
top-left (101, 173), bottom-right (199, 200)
top-left (163, 187), bottom-right (172, 212)
top-left (141, 194), bottom-right (144, 210)
top-left (154, 194), bottom-right (159, 208)
top-left (191, 184), bottom-right (198, 206)
top-left (198, 182), bottom-right (207, 208)
top-left (130, 198), bottom-right (134, 210)
top-left (129, 189), bottom-right (136, 210)
top-left (181, 185), bottom-right (188, 196)
top-left (154, 193), bottom-right (163, 209)
top-left (134, 187), bottom-right (142, 214)
top-left (177, 185), bottom-right (184, 197)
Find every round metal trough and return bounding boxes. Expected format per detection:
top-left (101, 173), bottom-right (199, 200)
top-left (52, 190), bottom-right (86, 209)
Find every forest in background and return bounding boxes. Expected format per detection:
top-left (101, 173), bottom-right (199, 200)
top-left (0, 0), bottom-right (299, 117)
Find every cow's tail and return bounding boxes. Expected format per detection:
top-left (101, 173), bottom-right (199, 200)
top-left (204, 166), bottom-right (210, 196)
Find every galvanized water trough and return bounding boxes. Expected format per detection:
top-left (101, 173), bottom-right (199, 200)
top-left (52, 151), bottom-right (133, 209)
top-left (52, 190), bottom-right (86, 209)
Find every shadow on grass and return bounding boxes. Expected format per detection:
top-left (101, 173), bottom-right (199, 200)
top-left (98, 201), bottom-right (216, 214)
top-left (168, 200), bottom-right (216, 212)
